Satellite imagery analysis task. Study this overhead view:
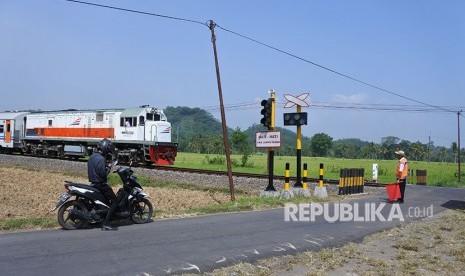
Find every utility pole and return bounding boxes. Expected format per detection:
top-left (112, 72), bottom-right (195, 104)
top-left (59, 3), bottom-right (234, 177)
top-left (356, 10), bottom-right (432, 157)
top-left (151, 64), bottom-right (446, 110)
top-left (209, 20), bottom-right (235, 201)
top-left (458, 110), bottom-right (462, 183)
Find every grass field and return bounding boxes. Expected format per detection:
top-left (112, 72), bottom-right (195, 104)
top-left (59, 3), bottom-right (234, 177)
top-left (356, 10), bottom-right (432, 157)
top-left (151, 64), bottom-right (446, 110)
top-left (174, 152), bottom-right (464, 187)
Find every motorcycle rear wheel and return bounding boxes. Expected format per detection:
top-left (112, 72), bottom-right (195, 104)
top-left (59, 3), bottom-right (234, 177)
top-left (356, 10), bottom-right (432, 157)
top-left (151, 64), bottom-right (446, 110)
top-left (130, 198), bottom-right (153, 224)
top-left (57, 200), bottom-right (88, 230)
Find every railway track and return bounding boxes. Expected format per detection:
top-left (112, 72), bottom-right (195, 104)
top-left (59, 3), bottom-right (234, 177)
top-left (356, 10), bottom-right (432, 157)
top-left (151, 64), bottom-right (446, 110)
top-left (153, 165), bottom-right (385, 187)
top-left (1, 153), bottom-right (385, 187)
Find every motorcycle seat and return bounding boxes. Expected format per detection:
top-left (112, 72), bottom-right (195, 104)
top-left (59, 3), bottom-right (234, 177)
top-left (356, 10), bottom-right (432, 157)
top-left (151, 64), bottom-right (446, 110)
top-left (65, 181), bottom-right (101, 193)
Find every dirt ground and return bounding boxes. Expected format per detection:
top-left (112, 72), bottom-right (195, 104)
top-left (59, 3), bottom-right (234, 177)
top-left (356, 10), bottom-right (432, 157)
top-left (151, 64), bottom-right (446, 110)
top-left (0, 166), bottom-right (230, 221)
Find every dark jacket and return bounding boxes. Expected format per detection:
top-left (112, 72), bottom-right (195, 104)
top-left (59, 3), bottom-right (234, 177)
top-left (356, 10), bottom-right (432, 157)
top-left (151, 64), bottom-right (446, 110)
top-left (88, 152), bottom-right (110, 184)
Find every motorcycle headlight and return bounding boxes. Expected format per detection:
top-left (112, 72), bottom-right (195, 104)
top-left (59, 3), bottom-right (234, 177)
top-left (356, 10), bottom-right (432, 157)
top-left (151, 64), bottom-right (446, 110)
top-left (132, 187), bottom-right (143, 196)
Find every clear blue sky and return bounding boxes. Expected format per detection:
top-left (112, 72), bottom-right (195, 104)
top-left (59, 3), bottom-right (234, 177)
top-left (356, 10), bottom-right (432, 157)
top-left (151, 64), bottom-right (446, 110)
top-left (1, 0), bottom-right (464, 147)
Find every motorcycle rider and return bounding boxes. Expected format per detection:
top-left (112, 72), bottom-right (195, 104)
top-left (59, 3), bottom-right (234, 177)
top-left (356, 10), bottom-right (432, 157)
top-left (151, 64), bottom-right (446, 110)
top-left (88, 138), bottom-right (118, 231)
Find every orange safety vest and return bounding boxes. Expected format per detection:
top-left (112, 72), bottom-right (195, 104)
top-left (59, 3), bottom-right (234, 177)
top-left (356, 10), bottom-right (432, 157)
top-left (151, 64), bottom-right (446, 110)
top-left (396, 157), bottom-right (408, 180)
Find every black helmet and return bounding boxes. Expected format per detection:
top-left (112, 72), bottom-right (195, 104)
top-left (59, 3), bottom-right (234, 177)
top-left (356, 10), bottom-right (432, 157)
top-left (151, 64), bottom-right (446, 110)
top-left (97, 138), bottom-right (115, 155)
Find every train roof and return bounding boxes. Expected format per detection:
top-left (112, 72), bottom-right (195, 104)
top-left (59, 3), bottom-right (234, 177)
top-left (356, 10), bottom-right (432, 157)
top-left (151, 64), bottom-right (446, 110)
top-left (23, 106), bottom-right (161, 115)
top-left (0, 112), bottom-right (29, 120)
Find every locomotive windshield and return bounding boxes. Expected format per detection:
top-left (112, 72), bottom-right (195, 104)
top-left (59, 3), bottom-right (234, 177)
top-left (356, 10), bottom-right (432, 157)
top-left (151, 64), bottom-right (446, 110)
top-left (146, 112), bottom-right (166, 121)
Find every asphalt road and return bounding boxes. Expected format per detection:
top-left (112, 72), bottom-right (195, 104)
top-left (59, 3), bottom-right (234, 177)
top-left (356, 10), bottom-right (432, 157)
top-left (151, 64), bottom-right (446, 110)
top-left (1, 185), bottom-right (465, 275)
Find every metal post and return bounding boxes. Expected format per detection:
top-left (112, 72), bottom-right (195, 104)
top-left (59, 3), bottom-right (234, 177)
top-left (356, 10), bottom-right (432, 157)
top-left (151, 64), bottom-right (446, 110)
top-left (458, 110), bottom-right (462, 183)
top-left (265, 149), bottom-right (276, 191)
top-left (294, 105), bottom-right (302, 187)
top-left (265, 91), bottom-right (276, 191)
top-left (209, 20), bottom-right (235, 201)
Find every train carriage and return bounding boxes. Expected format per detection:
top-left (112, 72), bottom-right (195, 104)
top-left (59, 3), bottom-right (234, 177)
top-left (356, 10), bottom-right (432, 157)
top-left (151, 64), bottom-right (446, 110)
top-left (0, 112), bottom-right (28, 153)
top-left (18, 106), bottom-right (177, 165)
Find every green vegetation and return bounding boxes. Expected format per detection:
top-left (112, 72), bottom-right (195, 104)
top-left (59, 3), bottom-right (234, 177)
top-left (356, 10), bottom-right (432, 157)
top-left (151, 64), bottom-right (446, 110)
top-left (0, 217), bottom-right (56, 231)
top-left (174, 152), bottom-right (463, 187)
top-left (163, 106), bottom-right (463, 186)
top-left (182, 194), bottom-right (330, 216)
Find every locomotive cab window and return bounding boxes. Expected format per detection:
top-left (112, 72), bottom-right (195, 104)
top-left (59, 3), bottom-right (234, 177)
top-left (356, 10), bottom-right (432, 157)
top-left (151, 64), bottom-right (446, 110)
top-left (146, 113), bottom-right (162, 121)
top-left (48, 120), bottom-right (53, 127)
top-left (120, 117), bottom-right (137, 127)
top-left (0, 125), bottom-right (3, 133)
top-left (139, 116), bottom-right (145, 126)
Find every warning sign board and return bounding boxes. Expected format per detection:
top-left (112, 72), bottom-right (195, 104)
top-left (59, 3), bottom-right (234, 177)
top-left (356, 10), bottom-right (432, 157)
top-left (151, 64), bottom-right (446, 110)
top-left (256, 131), bottom-right (281, 148)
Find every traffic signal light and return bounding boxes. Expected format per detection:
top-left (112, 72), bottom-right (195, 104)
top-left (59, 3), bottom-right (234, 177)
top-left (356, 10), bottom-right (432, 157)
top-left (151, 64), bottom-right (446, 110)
top-left (260, 98), bottom-right (275, 129)
top-left (283, 112), bottom-right (308, 126)
top-left (260, 99), bottom-right (272, 128)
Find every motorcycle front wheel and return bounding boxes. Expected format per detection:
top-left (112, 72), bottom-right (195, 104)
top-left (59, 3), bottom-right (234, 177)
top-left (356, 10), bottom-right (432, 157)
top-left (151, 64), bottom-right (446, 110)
top-left (130, 198), bottom-right (153, 224)
top-left (57, 200), bottom-right (88, 230)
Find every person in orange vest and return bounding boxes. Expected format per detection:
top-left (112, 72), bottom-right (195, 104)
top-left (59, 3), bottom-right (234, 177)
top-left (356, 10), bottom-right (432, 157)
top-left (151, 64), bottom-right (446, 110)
top-left (395, 150), bottom-right (408, 203)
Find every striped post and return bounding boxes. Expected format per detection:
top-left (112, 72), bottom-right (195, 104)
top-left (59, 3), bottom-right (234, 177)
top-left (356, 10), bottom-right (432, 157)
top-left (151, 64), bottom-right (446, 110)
top-left (318, 163), bottom-right (324, 188)
top-left (302, 163), bottom-right (308, 190)
top-left (339, 168), bottom-right (365, 195)
top-left (284, 163), bottom-right (290, 191)
top-left (348, 169), bottom-right (353, 195)
top-left (416, 170), bottom-right (427, 185)
top-left (360, 168), bottom-right (365, 193)
top-left (339, 169), bottom-right (345, 195)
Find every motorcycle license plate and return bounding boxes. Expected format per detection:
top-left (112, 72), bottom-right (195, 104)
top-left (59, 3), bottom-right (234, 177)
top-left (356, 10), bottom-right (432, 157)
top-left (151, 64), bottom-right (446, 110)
top-left (51, 193), bottom-right (71, 211)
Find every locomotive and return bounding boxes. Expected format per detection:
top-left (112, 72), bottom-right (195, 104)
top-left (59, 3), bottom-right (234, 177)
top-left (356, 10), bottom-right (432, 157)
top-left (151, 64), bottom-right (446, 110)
top-left (0, 105), bottom-right (177, 165)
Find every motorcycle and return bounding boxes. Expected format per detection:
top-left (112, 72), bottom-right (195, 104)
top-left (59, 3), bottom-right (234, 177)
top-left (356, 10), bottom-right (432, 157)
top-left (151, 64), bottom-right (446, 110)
top-left (52, 162), bottom-right (153, 230)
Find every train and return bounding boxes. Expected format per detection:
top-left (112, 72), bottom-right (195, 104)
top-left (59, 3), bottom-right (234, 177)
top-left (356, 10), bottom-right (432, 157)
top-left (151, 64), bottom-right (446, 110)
top-left (0, 105), bottom-right (177, 165)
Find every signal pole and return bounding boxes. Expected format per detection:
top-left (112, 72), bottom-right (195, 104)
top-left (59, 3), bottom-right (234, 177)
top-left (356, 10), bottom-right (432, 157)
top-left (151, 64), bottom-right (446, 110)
top-left (267, 90), bottom-right (276, 191)
top-left (283, 93), bottom-right (309, 188)
top-left (295, 104), bottom-right (303, 187)
top-left (260, 90), bottom-right (276, 191)
top-left (458, 110), bottom-right (462, 183)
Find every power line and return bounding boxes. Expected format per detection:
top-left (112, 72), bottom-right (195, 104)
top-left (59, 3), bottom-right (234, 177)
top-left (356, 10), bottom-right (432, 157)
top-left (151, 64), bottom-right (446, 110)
top-left (201, 100), bottom-right (464, 114)
top-left (62, 1), bottom-right (458, 114)
top-left (63, 0), bottom-right (207, 26)
top-left (214, 24), bottom-right (457, 114)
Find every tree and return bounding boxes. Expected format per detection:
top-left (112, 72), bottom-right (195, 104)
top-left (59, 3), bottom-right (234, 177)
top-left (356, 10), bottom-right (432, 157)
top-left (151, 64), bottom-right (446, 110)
top-left (381, 136), bottom-right (400, 159)
top-left (452, 142), bottom-right (458, 163)
top-left (437, 146), bottom-right (448, 162)
top-left (362, 142), bottom-right (379, 159)
top-left (410, 141), bottom-right (427, 161)
top-left (231, 128), bottom-right (252, 166)
top-left (310, 133), bottom-right (333, 157)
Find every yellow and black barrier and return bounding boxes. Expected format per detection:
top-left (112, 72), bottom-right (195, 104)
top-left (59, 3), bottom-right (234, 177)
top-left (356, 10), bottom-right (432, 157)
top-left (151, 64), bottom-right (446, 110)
top-left (408, 169), bottom-right (427, 185)
top-left (284, 162), bottom-right (290, 191)
top-left (318, 163), bottom-right (324, 187)
top-left (303, 163), bottom-right (308, 190)
top-left (338, 168), bottom-right (365, 195)
top-left (416, 170), bottom-right (427, 185)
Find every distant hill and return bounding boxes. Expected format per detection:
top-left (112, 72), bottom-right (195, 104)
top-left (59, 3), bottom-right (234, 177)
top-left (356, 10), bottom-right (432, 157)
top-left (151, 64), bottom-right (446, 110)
top-left (164, 106), bottom-right (224, 152)
top-left (164, 106), bottom-right (311, 155)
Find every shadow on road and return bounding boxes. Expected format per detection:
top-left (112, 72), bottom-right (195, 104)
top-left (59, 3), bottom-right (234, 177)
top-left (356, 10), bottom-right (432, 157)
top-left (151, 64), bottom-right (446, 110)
top-left (441, 200), bottom-right (465, 210)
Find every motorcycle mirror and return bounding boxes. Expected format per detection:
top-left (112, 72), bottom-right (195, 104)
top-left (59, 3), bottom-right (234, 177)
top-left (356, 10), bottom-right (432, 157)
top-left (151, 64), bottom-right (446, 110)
top-left (112, 160), bottom-right (118, 167)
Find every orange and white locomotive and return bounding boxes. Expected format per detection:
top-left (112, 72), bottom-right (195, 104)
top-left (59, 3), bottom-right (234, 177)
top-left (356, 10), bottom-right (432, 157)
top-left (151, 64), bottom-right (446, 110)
top-left (0, 106), bottom-right (177, 165)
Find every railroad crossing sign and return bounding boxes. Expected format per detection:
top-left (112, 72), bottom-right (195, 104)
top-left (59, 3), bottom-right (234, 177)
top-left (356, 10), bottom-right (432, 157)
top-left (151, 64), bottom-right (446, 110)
top-left (283, 92), bottom-right (309, 188)
top-left (283, 93), bottom-right (309, 108)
